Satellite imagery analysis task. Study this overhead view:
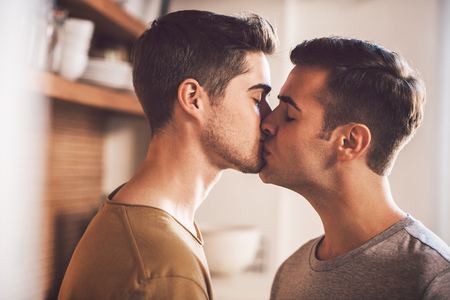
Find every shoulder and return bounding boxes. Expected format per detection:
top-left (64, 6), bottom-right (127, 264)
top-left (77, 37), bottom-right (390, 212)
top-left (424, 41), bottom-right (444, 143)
top-left (387, 216), bottom-right (450, 289)
top-left (118, 203), bottom-right (207, 270)
top-left (123, 203), bottom-right (202, 253)
top-left (62, 202), bottom-right (211, 299)
top-left (401, 217), bottom-right (450, 264)
top-left (123, 205), bottom-right (212, 298)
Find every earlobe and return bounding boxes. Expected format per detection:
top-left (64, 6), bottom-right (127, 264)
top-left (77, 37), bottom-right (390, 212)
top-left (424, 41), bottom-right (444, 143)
top-left (337, 124), bottom-right (371, 162)
top-left (177, 78), bottom-right (206, 119)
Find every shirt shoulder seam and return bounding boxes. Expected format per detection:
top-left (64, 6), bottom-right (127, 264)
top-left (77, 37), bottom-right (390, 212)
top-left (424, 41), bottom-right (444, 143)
top-left (402, 226), bottom-right (450, 263)
top-left (122, 206), bottom-right (148, 276)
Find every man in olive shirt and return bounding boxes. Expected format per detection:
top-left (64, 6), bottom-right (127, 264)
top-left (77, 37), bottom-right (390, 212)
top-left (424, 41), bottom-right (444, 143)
top-left (59, 10), bottom-right (277, 299)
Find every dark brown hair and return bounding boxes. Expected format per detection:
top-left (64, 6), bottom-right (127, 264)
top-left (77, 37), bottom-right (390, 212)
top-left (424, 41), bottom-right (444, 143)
top-left (132, 10), bottom-right (277, 135)
top-left (290, 37), bottom-right (426, 175)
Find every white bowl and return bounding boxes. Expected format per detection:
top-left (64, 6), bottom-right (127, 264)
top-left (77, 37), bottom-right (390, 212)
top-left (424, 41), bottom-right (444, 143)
top-left (86, 57), bottom-right (132, 72)
top-left (80, 58), bottom-right (133, 89)
top-left (201, 224), bottom-right (261, 277)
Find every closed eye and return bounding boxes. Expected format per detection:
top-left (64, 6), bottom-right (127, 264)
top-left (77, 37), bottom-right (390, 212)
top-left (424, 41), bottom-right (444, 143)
top-left (248, 83), bottom-right (271, 107)
top-left (253, 98), bottom-right (262, 106)
top-left (285, 115), bottom-right (295, 122)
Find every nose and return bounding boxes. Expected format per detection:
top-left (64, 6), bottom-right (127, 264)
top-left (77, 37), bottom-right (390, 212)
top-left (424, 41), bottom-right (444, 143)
top-left (261, 107), bottom-right (277, 136)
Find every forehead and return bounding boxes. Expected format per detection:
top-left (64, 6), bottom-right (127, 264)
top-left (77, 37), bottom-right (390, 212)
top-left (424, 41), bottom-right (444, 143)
top-left (230, 52), bottom-right (271, 89)
top-left (281, 65), bottom-right (328, 101)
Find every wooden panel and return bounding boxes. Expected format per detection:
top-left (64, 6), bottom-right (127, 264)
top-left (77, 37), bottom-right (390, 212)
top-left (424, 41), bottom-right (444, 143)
top-left (44, 100), bottom-right (106, 299)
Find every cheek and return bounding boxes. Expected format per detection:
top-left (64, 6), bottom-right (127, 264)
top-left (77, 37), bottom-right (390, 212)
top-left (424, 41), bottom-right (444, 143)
top-left (278, 130), bottom-right (310, 166)
top-left (240, 107), bottom-right (263, 137)
top-left (283, 142), bottom-right (302, 169)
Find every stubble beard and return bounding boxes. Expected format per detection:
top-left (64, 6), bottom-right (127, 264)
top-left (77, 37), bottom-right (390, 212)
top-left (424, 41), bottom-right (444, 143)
top-left (200, 119), bottom-right (264, 174)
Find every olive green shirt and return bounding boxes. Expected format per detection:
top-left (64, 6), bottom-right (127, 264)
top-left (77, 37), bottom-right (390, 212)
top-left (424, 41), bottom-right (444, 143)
top-left (58, 198), bottom-right (213, 299)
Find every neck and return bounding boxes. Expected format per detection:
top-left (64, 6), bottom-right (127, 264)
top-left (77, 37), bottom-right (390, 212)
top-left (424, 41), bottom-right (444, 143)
top-left (309, 173), bottom-right (406, 260)
top-left (111, 131), bottom-right (222, 236)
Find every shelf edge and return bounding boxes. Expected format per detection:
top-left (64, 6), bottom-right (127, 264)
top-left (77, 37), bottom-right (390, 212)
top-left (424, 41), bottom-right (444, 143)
top-left (26, 69), bottom-right (145, 116)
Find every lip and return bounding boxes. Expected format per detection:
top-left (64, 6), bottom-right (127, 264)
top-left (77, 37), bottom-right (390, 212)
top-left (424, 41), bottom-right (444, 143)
top-left (261, 144), bottom-right (271, 158)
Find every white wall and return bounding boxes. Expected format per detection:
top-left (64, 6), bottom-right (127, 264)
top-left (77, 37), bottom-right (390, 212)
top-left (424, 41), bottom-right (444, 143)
top-left (437, 0), bottom-right (450, 243)
top-left (169, 0), bottom-right (449, 274)
top-left (0, 1), bottom-right (49, 298)
top-left (102, 114), bottom-right (150, 196)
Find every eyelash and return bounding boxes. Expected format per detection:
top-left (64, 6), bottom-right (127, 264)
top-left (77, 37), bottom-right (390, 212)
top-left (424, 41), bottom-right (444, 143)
top-left (253, 98), bottom-right (262, 106)
top-left (285, 116), bottom-right (295, 122)
top-left (285, 109), bottom-right (295, 122)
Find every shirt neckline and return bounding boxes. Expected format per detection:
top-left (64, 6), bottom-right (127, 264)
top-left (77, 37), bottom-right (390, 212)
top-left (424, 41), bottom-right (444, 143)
top-left (105, 184), bottom-right (204, 245)
top-left (309, 214), bottom-right (414, 271)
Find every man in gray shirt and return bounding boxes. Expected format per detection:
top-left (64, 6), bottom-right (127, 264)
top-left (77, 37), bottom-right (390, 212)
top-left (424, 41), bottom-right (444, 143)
top-left (259, 37), bottom-right (450, 299)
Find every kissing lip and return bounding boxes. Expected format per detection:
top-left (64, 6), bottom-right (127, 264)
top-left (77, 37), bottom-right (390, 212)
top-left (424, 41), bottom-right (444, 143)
top-left (262, 143), bottom-right (271, 157)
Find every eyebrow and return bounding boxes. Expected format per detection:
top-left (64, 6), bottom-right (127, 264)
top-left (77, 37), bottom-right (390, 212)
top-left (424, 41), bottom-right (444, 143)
top-left (278, 95), bottom-right (301, 111)
top-left (248, 84), bottom-right (272, 94)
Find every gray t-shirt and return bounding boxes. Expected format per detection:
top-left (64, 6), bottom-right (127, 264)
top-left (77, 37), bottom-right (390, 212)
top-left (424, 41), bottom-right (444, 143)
top-left (271, 215), bottom-right (450, 299)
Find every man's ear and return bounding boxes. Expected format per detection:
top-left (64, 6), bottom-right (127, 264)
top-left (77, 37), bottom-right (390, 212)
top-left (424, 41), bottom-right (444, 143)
top-left (336, 123), bottom-right (371, 162)
top-left (177, 78), bottom-right (208, 120)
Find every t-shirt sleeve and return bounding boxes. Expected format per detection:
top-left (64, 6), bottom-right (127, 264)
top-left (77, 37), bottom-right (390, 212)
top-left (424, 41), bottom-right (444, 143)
top-left (129, 276), bottom-right (210, 300)
top-left (423, 268), bottom-right (450, 299)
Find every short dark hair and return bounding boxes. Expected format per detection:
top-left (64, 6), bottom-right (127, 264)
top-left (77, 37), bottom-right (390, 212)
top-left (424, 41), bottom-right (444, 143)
top-left (132, 10), bottom-right (277, 135)
top-left (290, 37), bottom-right (426, 175)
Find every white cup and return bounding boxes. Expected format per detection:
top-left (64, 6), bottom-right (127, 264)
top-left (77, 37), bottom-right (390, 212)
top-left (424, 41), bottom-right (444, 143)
top-left (56, 18), bottom-right (94, 80)
top-left (58, 49), bottom-right (89, 80)
top-left (63, 34), bottom-right (92, 53)
top-left (63, 18), bottom-right (94, 41)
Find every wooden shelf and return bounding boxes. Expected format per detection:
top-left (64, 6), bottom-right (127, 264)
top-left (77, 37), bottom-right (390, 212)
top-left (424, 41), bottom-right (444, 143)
top-left (27, 69), bottom-right (144, 116)
top-left (32, 0), bottom-right (148, 115)
top-left (58, 0), bottom-right (148, 41)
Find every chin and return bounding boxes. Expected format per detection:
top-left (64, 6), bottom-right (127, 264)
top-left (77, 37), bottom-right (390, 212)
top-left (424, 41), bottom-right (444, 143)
top-left (238, 162), bottom-right (262, 174)
top-left (226, 146), bottom-right (264, 174)
top-left (258, 165), bottom-right (270, 183)
top-left (258, 162), bottom-right (281, 185)
top-left (258, 172), bottom-right (266, 182)
top-left (234, 157), bottom-right (264, 174)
